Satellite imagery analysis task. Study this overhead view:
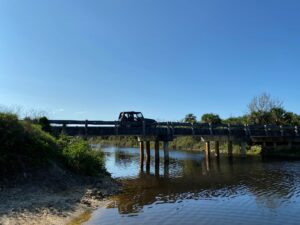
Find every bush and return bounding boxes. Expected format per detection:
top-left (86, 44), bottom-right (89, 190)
top-left (59, 136), bottom-right (106, 176)
top-left (0, 113), bottom-right (59, 177)
top-left (0, 113), bottom-right (106, 179)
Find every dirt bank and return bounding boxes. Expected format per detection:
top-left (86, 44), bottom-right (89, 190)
top-left (0, 164), bottom-right (121, 225)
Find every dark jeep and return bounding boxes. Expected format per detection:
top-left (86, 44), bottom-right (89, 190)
top-left (118, 111), bottom-right (156, 128)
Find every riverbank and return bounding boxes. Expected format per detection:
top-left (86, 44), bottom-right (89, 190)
top-left (0, 164), bottom-right (121, 225)
top-left (0, 113), bottom-right (121, 225)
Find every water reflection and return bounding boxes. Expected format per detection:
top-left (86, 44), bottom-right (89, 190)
top-left (86, 147), bottom-right (300, 225)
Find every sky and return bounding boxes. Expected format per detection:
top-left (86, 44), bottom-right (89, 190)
top-left (1, 0), bottom-right (300, 121)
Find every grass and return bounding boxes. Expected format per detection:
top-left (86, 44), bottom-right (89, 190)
top-left (0, 112), bottom-right (106, 179)
top-left (247, 145), bottom-right (262, 155)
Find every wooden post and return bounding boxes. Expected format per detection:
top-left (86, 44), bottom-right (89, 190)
top-left (215, 141), bottom-right (220, 158)
top-left (163, 141), bottom-right (169, 163)
top-left (240, 142), bottom-right (246, 157)
top-left (205, 141), bottom-right (211, 158)
top-left (228, 124), bottom-right (231, 135)
top-left (209, 123), bottom-right (213, 135)
top-left (228, 141), bottom-right (233, 158)
top-left (264, 125), bottom-right (268, 136)
top-left (146, 141), bottom-right (151, 162)
top-left (280, 125), bottom-right (283, 136)
top-left (155, 140), bottom-right (160, 164)
top-left (205, 155), bottom-right (210, 172)
top-left (139, 141), bottom-right (144, 167)
top-left (155, 140), bottom-right (160, 177)
top-left (191, 123), bottom-right (195, 136)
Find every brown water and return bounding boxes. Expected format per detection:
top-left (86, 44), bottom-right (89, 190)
top-left (85, 146), bottom-right (300, 225)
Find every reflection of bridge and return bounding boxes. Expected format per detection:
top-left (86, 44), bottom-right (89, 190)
top-left (49, 120), bottom-right (300, 164)
top-left (108, 157), bottom-right (293, 214)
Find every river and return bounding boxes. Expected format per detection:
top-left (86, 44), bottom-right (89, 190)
top-left (85, 146), bottom-right (300, 225)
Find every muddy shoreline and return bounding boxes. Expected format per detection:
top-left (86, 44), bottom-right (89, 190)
top-left (0, 164), bottom-right (121, 225)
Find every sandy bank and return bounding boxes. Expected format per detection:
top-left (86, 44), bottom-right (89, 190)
top-left (0, 164), bottom-right (121, 225)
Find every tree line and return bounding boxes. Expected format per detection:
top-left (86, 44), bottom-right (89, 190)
top-left (183, 93), bottom-right (300, 126)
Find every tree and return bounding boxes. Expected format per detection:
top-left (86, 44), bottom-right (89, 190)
top-left (247, 93), bottom-right (284, 124)
top-left (38, 116), bottom-right (52, 133)
top-left (248, 111), bottom-right (272, 124)
top-left (270, 107), bottom-right (287, 125)
top-left (184, 113), bottom-right (197, 123)
top-left (223, 116), bottom-right (248, 125)
top-left (248, 92), bottom-right (282, 113)
top-left (201, 113), bottom-right (222, 124)
top-left (289, 113), bottom-right (300, 126)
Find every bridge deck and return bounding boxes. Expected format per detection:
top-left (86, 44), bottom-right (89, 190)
top-left (49, 120), bottom-right (300, 142)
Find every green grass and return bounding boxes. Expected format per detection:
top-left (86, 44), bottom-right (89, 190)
top-left (0, 112), bottom-right (106, 179)
top-left (247, 145), bottom-right (262, 155)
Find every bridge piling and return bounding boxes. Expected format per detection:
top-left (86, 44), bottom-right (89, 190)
top-left (146, 141), bottom-right (151, 170)
top-left (205, 141), bottom-right (211, 158)
top-left (139, 141), bottom-right (145, 168)
top-left (155, 140), bottom-right (160, 164)
top-left (228, 141), bottom-right (233, 158)
top-left (215, 141), bottom-right (220, 158)
top-left (163, 141), bottom-right (169, 163)
top-left (240, 142), bottom-right (246, 157)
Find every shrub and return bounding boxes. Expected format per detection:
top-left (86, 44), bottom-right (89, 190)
top-left (0, 113), bottom-right (59, 177)
top-left (60, 137), bottom-right (106, 176)
top-left (0, 113), bottom-right (106, 179)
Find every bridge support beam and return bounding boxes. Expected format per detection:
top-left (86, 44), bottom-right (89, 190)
top-left (228, 141), bottom-right (233, 158)
top-left (215, 141), bottom-right (220, 158)
top-left (155, 140), bottom-right (160, 164)
top-left (154, 140), bottom-right (160, 176)
top-left (163, 141), bottom-right (169, 163)
top-left (139, 141), bottom-right (144, 168)
top-left (205, 141), bottom-right (211, 158)
top-left (146, 141), bottom-right (151, 172)
top-left (240, 142), bottom-right (246, 157)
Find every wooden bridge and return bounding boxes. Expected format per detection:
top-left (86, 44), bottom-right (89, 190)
top-left (49, 120), bottom-right (300, 166)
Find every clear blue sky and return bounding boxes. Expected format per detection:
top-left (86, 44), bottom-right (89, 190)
top-left (1, 0), bottom-right (300, 121)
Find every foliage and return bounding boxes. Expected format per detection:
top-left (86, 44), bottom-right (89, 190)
top-left (248, 92), bottom-right (282, 113)
top-left (59, 136), bottom-right (106, 176)
top-left (90, 136), bottom-right (139, 148)
top-left (244, 93), bottom-right (300, 125)
top-left (223, 116), bottom-right (248, 125)
top-left (183, 113), bottom-right (197, 123)
top-left (247, 145), bottom-right (262, 155)
top-left (0, 112), bottom-right (106, 179)
top-left (0, 113), bottom-right (58, 177)
top-left (201, 113), bottom-right (222, 124)
top-left (170, 137), bottom-right (203, 150)
top-left (37, 116), bottom-right (52, 133)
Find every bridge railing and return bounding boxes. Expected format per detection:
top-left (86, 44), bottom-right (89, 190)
top-left (49, 120), bottom-right (116, 126)
top-left (48, 120), bottom-right (299, 137)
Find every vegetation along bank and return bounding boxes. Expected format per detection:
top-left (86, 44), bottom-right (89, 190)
top-left (0, 112), bottom-right (121, 225)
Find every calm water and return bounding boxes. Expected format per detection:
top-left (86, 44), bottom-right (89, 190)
top-left (86, 146), bottom-right (300, 225)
